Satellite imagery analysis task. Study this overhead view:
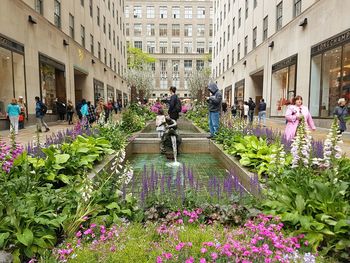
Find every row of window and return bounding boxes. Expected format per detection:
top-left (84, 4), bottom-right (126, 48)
top-left (131, 41), bottom-right (212, 55)
top-left (126, 24), bottom-right (212, 38)
top-left (125, 5), bottom-right (212, 19)
top-left (154, 60), bottom-right (207, 72)
top-left (213, 0), bottom-right (302, 61)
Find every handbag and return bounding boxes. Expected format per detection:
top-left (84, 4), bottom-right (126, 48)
top-left (19, 114), bottom-right (24, 122)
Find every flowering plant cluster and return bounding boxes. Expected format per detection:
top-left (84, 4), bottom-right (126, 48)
top-left (0, 138), bottom-right (24, 173)
top-left (290, 117), bottom-right (312, 168)
top-left (157, 214), bottom-right (315, 263)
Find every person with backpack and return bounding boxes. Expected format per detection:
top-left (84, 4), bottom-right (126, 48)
top-left (207, 83), bottom-right (222, 139)
top-left (248, 97), bottom-right (256, 124)
top-left (258, 98), bottom-right (267, 127)
top-left (35, 96), bottom-right (50, 132)
top-left (168, 86), bottom-right (181, 121)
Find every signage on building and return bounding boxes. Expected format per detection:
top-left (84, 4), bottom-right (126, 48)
top-left (272, 54), bottom-right (297, 73)
top-left (311, 29), bottom-right (350, 56)
top-left (0, 34), bottom-right (24, 54)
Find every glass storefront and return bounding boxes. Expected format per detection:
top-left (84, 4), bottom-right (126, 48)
top-left (93, 79), bottom-right (104, 105)
top-left (270, 55), bottom-right (297, 116)
top-left (234, 79), bottom-right (245, 104)
top-left (310, 30), bottom-right (350, 117)
top-left (0, 35), bottom-right (26, 118)
top-left (39, 54), bottom-right (66, 113)
top-left (123, 92), bottom-right (129, 107)
top-left (107, 85), bottom-right (115, 101)
top-left (224, 85), bottom-right (232, 106)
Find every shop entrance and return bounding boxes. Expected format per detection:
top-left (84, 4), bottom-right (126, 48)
top-left (250, 69), bottom-right (264, 114)
top-left (74, 68), bottom-right (87, 105)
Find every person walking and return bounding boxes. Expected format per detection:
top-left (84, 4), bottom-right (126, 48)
top-left (7, 98), bottom-right (21, 135)
top-left (334, 98), bottom-right (348, 134)
top-left (231, 103), bottom-right (237, 117)
top-left (207, 83), bottom-right (222, 139)
top-left (168, 86), bottom-right (181, 121)
top-left (222, 100), bottom-right (228, 113)
top-left (258, 98), bottom-right (267, 127)
top-left (18, 96), bottom-right (26, 129)
top-left (66, 100), bottom-right (74, 125)
top-left (284, 95), bottom-right (315, 141)
top-left (248, 97), bottom-right (256, 124)
top-left (55, 98), bottom-right (66, 121)
top-left (87, 101), bottom-right (96, 124)
top-left (243, 101), bottom-right (249, 121)
top-left (80, 99), bottom-right (89, 124)
top-left (35, 96), bottom-right (50, 132)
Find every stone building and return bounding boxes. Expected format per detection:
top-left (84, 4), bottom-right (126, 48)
top-left (125, 0), bottom-right (213, 99)
top-left (213, 0), bottom-right (350, 127)
top-left (0, 0), bottom-right (128, 129)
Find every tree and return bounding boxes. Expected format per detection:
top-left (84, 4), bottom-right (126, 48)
top-left (187, 67), bottom-right (212, 102)
top-left (126, 46), bottom-right (156, 102)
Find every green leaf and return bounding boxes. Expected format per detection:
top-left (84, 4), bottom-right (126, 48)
top-left (0, 232), bottom-right (10, 248)
top-left (121, 209), bottom-right (132, 217)
top-left (55, 154), bottom-right (70, 164)
top-left (334, 219), bottom-right (350, 233)
top-left (16, 228), bottom-right (34, 246)
top-left (295, 195), bottom-right (305, 214)
top-left (106, 202), bottom-right (120, 211)
top-left (58, 174), bottom-right (70, 184)
top-left (335, 239), bottom-right (350, 250)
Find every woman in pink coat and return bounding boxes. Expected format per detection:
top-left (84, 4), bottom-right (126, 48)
top-left (284, 95), bottom-right (316, 141)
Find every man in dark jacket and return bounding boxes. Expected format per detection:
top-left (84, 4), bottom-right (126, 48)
top-left (35, 96), bottom-right (50, 132)
top-left (258, 98), bottom-right (267, 127)
top-left (248, 97), bottom-right (256, 124)
top-left (168, 86), bottom-right (180, 120)
top-left (207, 83), bottom-right (222, 138)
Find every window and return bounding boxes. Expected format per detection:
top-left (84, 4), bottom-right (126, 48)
top-left (160, 6), bottom-right (167, 18)
top-left (245, 0), bottom-right (249, 19)
top-left (147, 24), bottom-right (155, 36)
top-left (223, 59), bottom-right (225, 72)
top-left (90, 34), bottom-right (94, 54)
top-left (35, 0), bottom-right (43, 15)
top-left (228, 25), bottom-right (231, 41)
top-left (69, 14), bottom-right (74, 39)
top-left (197, 42), bottom-right (205, 54)
top-left (263, 16), bottom-right (268, 41)
top-left (210, 24), bottom-right (213, 37)
top-left (160, 60), bottom-right (167, 72)
top-left (184, 42), bottom-right (192, 53)
top-left (223, 32), bottom-right (226, 47)
top-left (98, 42), bottom-right (101, 59)
top-left (238, 8), bottom-right (241, 27)
top-left (172, 24), bottom-right (180, 37)
top-left (254, 0), bottom-right (257, 8)
top-left (134, 41), bottom-right (142, 50)
top-left (114, 58), bottom-right (116, 72)
top-left (197, 24), bottom-right (205, 37)
top-left (104, 48), bottom-right (107, 64)
top-left (220, 12), bottom-right (222, 25)
top-left (125, 23), bottom-right (129, 36)
top-left (151, 62), bottom-right (155, 72)
top-left (103, 16), bottom-right (106, 33)
top-left (233, 18), bottom-right (235, 35)
top-left (209, 41), bottom-right (212, 53)
top-left (294, 0), bottom-right (302, 17)
top-left (238, 43), bottom-right (241, 60)
top-left (133, 6), bottom-right (142, 18)
top-left (112, 3), bottom-right (114, 17)
top-left (159, 24), bottom-right (167, 36)
top-left (184, 7), bottom-right (192, 18)
top-left (89, 0), bottom-right (93, 17)
top-left (220, 37), bottom-right (222, 51)
top-left (147, 41), bottom-right (155, 54)
top-left (196, 60), bottom-right (204, 70)
top-left (253, 27), bottom-right (257, 49)
top-left (172, 41), bottom-right (180, 54)
top-left (244, 36), bottom-right (248, 56)
top-left (134, 24), bottom-right (142, 36)
top-left (113, 31), bottom-right (116, 45)
top-left (160, 41), bottom-right (167, 53)
top-left (97, 6), bottom-right (100, 25)
top-left (276, 2), bottom-right (283, 31)
top-left (197, 7), bottom-right (205, 18)
top-left (54, 0), bottom-right (61, 28)
top-left (224, 4), bottom-right (226, 19)
top-left (147, 6), bottom-right (155, 18)
top-left (81, 0), bottom-right (84, 7)
top-left (184, 60), bottom-right (192, 72)
top-left (108, 24), bottom-right (111, 40)
top-left (210, 7), bottom-right (213, 19)
top-left (81, 25), bottom-right (85, 47)
top-left (231, 49), bottom-right (235, 65)
top-left (125, 5), bottom-right (129, 18)
top-left (172, 6), bottom-right (180, 19)
top-left (117, 36), bottom-right (119, 49)
top-left (109, 53), bottom-right (112, 68)
top-left (108, 0), bottom-right (110, 10)
top-left (184, 24), bottom-right (192, 37)
top-left (172, 60), bottom-right (179, 73)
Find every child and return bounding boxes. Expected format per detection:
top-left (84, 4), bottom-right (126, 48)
top-left (156, 109), bottom-right (166, 138)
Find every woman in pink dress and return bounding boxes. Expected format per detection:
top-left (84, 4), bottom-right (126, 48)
top-left (284, 95), bottom-right (316, 141)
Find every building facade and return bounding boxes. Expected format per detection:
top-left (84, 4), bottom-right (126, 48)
top-left (213, 0), bottom-right (350, 127)
top-left (0, 0), bottom-right (128, 129)
top-left (125, 0), bottom-right (212, 98)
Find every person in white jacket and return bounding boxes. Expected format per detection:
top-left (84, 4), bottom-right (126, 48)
top-left (156, 109), bottom-right (166, 138)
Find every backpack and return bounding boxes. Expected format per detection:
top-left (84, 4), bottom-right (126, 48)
top-left (175, 97), bottom-right (181, 113)
top-left (41, 102), bottom-right (48, 115)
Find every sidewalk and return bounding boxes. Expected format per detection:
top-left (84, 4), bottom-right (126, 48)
top-left (264, 118), bottom-right (350, 156)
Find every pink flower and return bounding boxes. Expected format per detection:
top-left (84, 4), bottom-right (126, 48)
top-left (110, 245), bottom-right (116, 252)
top-left (83, 228), bottom-right (93, 235)
top-left (187, 242), bottom-right (192, 247)
top-left (156, 256), bottom-right (163, 263)
top-left (200, 247), bottom-right (207, 253)
top-left (185, 257), bottom-right (194, 263)
top-left (211, 252), bottom-right (218, 260)
top-left (175, 242), bottom-right (185, 251)
top-left (200, 258), bottom-right (206, 263)
top-left (304, 241), bottom-right (309, 246)
top-left (75, 231), bottom-right (82, 238)
top-left (188, 219), bottom-right (194, 223)
top-left (162, 253), bottom-right (172, 259)
top-left (90, 223), bottom-right (97, 228)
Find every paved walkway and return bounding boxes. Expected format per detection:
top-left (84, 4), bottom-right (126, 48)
top-left (1, 118), bottom-right (349, 155)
